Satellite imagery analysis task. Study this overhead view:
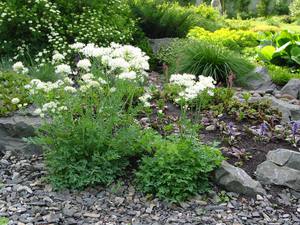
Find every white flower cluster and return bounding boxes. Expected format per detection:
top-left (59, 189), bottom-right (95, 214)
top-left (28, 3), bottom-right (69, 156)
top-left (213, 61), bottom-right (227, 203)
top-left (12, 62), bottom-right (29, 74)
top-left (169, 74), bottom-right (216, 101)
top-left (55, 64), bottom-right (72, 75)
top-left (25, 77), bottom-right (74, 94)
top-left (33, 101), bottom-right (67, 118)
top-left (71, 42), bottom-right (149, 81)
top-left (139, 92), bottom-right (152, 107)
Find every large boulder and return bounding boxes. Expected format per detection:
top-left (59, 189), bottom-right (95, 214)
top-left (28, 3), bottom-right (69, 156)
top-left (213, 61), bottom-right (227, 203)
top-left (264, 95), bottom-right (300, 122)
top-left (215, 161), bottom-right (266, 197)
top-left (246, 67), bottom-right (276, 91)
top-left (280, 79), bottom-right (300, 99)
top-left (256, 149), bottom-right (300, 191)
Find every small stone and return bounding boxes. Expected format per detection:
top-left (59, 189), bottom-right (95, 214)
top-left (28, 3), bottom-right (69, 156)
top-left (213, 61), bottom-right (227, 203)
top-left (83, 212), bottom-right (100, 218)
top-left (205, 125), bottom-right (215, 131)
top-left (256, 195), bottom-right (264, 201)
top-left (17, 185), bottom-right (33, 194)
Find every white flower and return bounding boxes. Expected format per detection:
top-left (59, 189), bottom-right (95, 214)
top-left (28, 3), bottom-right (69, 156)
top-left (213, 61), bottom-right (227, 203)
top-left (77, 59), bottom-right (91, 71)
top-left (33, 108), bottom-right (42, 115)
top-left (118, 71), bottom-right (137, 80)
top-left (70, 42), bottom-right (85, 50)
top-left (12, 62), bottom-right (28, 74)
top-left (55, 64), bottom-right (71, 75)
top-left (11, 98), bottom-right (20, 104)
top-left (81, 73), bottom-right (94, 82)
top-left (64, 86), bottom-right (77, 93)
top-left (52, 52), bottom-right (65, 63)
top-left (12, 62), bottom-right (24, 72)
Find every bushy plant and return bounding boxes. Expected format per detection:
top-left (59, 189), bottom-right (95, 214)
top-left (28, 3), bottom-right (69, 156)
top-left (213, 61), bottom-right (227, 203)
top-left (159, 39), bottom-right (255, 84)
top-left (0, 0), bottom-right (136, 60)
top-left (136, 135), bottom-right (223, 203)
top-left (259, 30), bottom-right (300, 68)
top-left (130, 0), bottom-right (223, 38)
top-left (290, 0), bottom-right (300, 17)
top-left (188, 27), bottom-right (259, 51)
top-left (0, 71), bottom-right (30, 116)
top-left (267, 64), bottom-right (300, 86)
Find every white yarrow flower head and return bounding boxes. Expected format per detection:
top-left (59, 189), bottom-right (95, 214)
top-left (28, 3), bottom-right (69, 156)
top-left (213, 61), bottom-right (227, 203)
top-left (52, 52), bottom-right (65, 63)
top-left (118, 71), bottom-right (137, 80)
top-left (11, 98), bottom-right (20, 104)
top-left (55, 64), bottom-right (71, 75)
top-left (12, 61), bottom-right (29, 74)
top-left (70, 42), bottom-right (85, 50)
top-left (77, 59), bottom-right (91, 71)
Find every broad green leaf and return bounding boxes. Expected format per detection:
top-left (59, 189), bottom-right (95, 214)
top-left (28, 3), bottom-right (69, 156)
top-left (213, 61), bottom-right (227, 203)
top-left (291, 46), bottom-right (300, 65)
top-left (259, 45), bottom-right (276, 61)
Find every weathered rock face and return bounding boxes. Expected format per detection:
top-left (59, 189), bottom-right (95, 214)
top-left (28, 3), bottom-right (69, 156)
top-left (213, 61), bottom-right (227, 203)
top-left (149, 38), bottom-right (175, 54)
top-left (246, 67), bottom-right (276, 91)
top-left (0, 111), bottom-right (42, 157)
top-left (215, 161), bottom-right (266, 197)
top-left (280, 79), bottom-right (300, 100)
top-left (263, 96), bottom-right (300, 122)
top-left (256, 149), bottom-right (300, 191)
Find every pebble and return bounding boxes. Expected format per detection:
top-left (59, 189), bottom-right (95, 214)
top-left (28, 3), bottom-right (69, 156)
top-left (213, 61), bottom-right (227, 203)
top-left (1, 151), bottom-right (300, 224)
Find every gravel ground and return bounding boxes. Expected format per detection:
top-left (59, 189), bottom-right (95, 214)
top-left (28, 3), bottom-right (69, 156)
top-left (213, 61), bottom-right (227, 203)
top-left (0, 151), bottom-right (300, 225)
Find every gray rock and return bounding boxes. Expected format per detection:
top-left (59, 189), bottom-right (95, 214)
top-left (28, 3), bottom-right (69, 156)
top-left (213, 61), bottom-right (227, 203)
top-left (149, 38), bottom-right (176, 54)
top-left (0, 115), bottom-right (41, 138)
top-left (215, 161), bottom-right (266, 197)
top-left (264, 96), bottom-right (300, 122)
top-left (256, 160), bottom-right (300, 191)
top-left (247, 67), bottom-right (276, 91)
top-left (280, 79), bottom-right (300, 99)
top-left (0, 137), bottom-right (42, 156)
top-left (267, 149), bottom-right (300, 170)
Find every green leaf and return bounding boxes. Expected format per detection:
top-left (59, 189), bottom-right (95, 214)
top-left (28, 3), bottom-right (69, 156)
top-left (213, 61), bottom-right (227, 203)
top-left (291, 46), bottom-right (300, 65)
top-left (260, 45), bottom-right (276, 61)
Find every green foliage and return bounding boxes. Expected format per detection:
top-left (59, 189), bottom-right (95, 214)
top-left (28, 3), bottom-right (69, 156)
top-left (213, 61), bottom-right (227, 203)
top-left (267, 64), bottom-right (300, 86)
top-left (259, 30), bottom-right (300, 68)
top-left (0, 71), bottom-right (30, 116)
top-left (135, 135), bottom-right (223, 203)
top-left (159, 39), bottom-right (254, 84)
top-left (188, 27), bottom-right (259, 51)
top-left (0, 0), bottom-right (136, 60)
top-left (0, 217), bottom-right (8, 225)
top-left (290, 0), bottom-right (300, 17)
top-left (130, 0), bottom-right (223, 38)
top-left (32, 80), bottom-right (147, 189)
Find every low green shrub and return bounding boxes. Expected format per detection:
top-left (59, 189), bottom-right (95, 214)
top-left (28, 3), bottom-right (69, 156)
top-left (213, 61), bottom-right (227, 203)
top-left (0, 0), bottom-right (136, 60)
top-left (0, 71), bottom-right (30, 116)
top-left (267, 64), bottom-right (300, 86)
top-left (159, 39), bottom-right (255, 84)
top-left (188, 27), bottom-right (259, 51)
top-left (130, 0), bottom-right (223, 38)
top-left (136, 135), bottom-right (223, 203)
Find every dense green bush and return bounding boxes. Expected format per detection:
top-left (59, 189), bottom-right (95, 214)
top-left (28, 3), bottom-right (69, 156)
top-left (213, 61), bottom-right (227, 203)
top-left (0, 71), bottom-right (30, 116)
top-left (267, 64), bottom-right (300, 86)
top-left (136, 135), bottom-right (223, 203)
top-left (0, 0), bottom-right (136, 60)
top-left (290, 0), bottom-right (300, 17)
top-left (130, 0), bottom-right (223, 38)
top-left (188, 27), bottom-right (259, 51)
top-left (158, 39), bottom-right (255, 84)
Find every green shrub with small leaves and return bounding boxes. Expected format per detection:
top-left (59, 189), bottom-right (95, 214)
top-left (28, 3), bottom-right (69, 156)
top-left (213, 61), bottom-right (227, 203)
top-left (136, 135), bottom-right (223, 203)
top-left (267, 64), bottom-right (300, 86)
top-left (0, 71), bottom-right (30, 116)
top-left (0, 0), bottom-right (136, 60)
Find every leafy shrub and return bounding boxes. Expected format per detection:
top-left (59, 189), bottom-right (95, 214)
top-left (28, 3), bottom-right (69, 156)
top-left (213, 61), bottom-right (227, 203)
top-left (159, 39), bottom-right (255, 84)
top-left (267, 64), bottom-right (300, 86)
top-left (130, 0), bottom-right (223, 38)
top-left (0, 71), bottom-right (30, 116)
top-left (136, 135), bottom-right (223, 203)
top-left (290, 0), bottom-right (300, 17)
top-left (0, 0), bottom-right (136, 60)
top-left (188, 27), bottom-right (259, 51)
top-left (259, 30), bottom-right (300, 68)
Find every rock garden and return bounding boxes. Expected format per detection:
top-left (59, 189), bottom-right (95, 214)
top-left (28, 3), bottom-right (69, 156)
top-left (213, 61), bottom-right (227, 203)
top-left (0, 0), bottom-right (300, 224)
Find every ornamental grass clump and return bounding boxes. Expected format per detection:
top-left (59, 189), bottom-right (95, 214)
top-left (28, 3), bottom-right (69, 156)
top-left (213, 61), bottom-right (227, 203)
top-left (160, 39), bottom-right (255, 84)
